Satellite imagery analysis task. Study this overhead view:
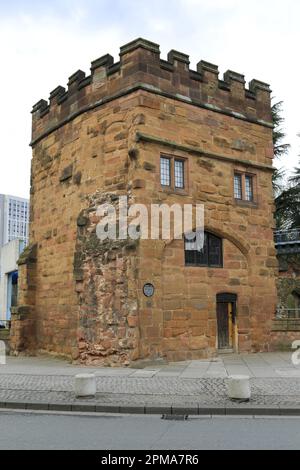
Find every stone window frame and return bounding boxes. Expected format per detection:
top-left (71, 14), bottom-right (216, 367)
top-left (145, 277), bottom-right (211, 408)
top-left (233, 169), bottom-right (258, 207)
top-left (160, 153), bottom-right (189, 194)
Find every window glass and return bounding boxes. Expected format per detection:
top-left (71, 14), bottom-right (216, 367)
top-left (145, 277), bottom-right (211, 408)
top-left (185, 232), bottom-right (222, 268)
top-left (208, 233), bottom-right (222, 267)
top-left (245, 175), bottom-right (253, 201)
top-left (160, 157), bottom-right (171, 186)
top-left (234, 173), bottom-right (242, 199)
top-left (174, 160), bottom-right (184, 189)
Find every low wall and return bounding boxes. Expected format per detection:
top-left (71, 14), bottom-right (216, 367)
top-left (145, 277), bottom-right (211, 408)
top-left (270, 318), bottom-right (300, 351)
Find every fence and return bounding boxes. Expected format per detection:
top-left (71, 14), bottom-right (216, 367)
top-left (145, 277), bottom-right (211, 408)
top-left (274, 228), bottom-right (300, 245)
top-left (276, 308), bottom-right (300, 319)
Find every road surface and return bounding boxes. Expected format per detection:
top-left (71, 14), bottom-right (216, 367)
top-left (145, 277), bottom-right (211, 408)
top-left (0, 411), bottom-right (300, 450)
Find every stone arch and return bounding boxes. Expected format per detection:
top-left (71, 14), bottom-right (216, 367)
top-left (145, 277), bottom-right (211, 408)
top-left (203, 224), bottom-right (250, 261)
top-left (160, 223), bottom-right (252, 360)
top-left (162, 224), bottom-right (250, 265)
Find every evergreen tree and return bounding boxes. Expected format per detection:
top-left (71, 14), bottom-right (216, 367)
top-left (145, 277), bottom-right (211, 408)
top-left (272, 101), bottom-right (289, 200)
top-left (275, 136), bottom-right (300, 230)
top-left (272, 101), bottom-right (290, 159)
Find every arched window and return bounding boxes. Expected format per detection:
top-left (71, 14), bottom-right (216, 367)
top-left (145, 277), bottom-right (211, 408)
top-left (185, 231), bottom-right (223, 268)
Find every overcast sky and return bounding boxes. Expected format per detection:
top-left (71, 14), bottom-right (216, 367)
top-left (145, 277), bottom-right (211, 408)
top-left (1, 0), bottom-right (299, 199)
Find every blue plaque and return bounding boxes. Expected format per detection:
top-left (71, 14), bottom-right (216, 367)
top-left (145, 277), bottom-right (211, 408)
top-left (143, 283), bottom-right (155, 298)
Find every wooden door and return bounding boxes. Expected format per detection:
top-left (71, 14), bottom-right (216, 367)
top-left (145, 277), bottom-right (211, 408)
top-left (217, 302), bottom-right (230, 349)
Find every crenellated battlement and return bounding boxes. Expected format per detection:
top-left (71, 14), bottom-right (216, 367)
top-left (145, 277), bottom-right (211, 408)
top-left (31, 38), bottom-right (272, 145)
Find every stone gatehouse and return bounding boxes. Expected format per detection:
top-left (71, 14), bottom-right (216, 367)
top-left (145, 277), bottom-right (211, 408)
top-left (10, 38), bottom-right (278, 365)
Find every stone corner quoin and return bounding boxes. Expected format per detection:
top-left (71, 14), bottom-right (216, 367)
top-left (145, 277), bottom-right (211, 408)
top-left (10, 37), bottom-right (280, 366)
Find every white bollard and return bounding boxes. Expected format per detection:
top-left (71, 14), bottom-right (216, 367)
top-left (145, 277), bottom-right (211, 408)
top-left (227, 375), bottom-right (251, 401)
top-left (75, 373), bottom-right (96, 398)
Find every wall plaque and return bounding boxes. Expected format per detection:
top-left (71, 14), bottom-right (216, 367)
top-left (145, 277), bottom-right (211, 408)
top-left (143, 283), bottom-right (155, 298)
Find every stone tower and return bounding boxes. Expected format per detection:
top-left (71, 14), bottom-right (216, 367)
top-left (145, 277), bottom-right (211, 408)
top-left (10, 38), bottom-right (278, 365)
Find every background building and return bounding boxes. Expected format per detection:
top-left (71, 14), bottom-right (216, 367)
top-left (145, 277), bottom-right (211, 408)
top-left (0, 195), bottom-right (29, 326)
top-left (0, 194), bottom-right (29, 248)
top-left (0, 239), bottom-right (25, 324)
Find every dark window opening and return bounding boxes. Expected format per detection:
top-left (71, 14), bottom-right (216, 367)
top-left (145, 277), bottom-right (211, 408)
top-left (185, 231), bottom-right (223, 268)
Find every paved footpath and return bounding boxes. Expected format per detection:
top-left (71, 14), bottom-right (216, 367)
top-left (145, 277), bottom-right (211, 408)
top-left (1, 353), bottom-right (300, 415)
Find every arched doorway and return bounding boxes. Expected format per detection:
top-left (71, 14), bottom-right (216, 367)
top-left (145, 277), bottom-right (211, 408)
top-left (216, 293), bottom-right (238, 352)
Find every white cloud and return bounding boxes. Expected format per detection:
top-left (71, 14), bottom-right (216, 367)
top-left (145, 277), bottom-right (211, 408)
top-left (0, 12), bottom-right (123, 198)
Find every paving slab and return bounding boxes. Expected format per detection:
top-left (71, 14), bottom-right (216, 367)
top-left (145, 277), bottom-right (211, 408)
top-left (156, 371), bottom-right (185, 377)
top-left (0, 354), bottom-right (300, 415)
top-left (224, 366), bottom-right (254, 376)
top-left (247, 369), bottom-right (280, 378)
top-left (275, 369), bottom-right (300, 377)
top-left (130, 370), bottom-right (158, 378)
top-left (179, 372), bottom-right (208, 379)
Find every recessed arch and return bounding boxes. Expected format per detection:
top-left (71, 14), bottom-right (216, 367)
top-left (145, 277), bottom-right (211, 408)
top-left (184, 230), bottom-right (223, 268)
top-left (163, 224), bottom-right (250, 264)
top-left (204, 225), bottom-right (250, 260)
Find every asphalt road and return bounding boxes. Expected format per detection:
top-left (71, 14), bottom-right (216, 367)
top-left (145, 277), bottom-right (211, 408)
top-left (0, 411), bottom-right (300, 450)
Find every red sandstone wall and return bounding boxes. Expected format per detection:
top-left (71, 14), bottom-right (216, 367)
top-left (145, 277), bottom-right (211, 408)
top-left (12, 39), bottom-right (277, 363)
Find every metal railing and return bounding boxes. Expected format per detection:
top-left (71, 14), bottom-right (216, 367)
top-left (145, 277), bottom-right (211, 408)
top-left (0, 321), bottom-right (11, 330)
top-left (274, 228), bottom-right (300, 245)
top-left (276, 308), bottom-right (300, 319)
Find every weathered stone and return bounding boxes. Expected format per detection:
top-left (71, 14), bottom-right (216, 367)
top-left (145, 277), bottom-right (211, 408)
top-left (73, 171), bottom-right (82, 185)
top-left (231, 139), bottom-right (256, 155)
top-left (13, 38), bottom-right (277, 365)
top-left (44, 230), bottom-right (52, 240)
top-left (17, 244), bottom-right (37, 266)
top-left (143, 161), bottom-right (156, 171)
top-left (128, 148), bottom-right (139, 160)
top-left (59, 164), bottom-right (73, 182)
top-left (132, 179), bottom-right (146, 189)
top-left (77, 214), bottom-right (89, 227)
top-left (133, 113), bottom-right (146, 125)
top-left (266, 258), bottom-right (278, 268)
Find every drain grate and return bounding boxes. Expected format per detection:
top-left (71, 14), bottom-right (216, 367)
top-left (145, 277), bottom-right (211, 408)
top-left (161, 415), bottom-right (188, 421)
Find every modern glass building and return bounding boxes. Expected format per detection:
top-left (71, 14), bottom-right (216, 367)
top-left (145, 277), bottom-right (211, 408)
top-left (0, 194), bottom-right (29, 248)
